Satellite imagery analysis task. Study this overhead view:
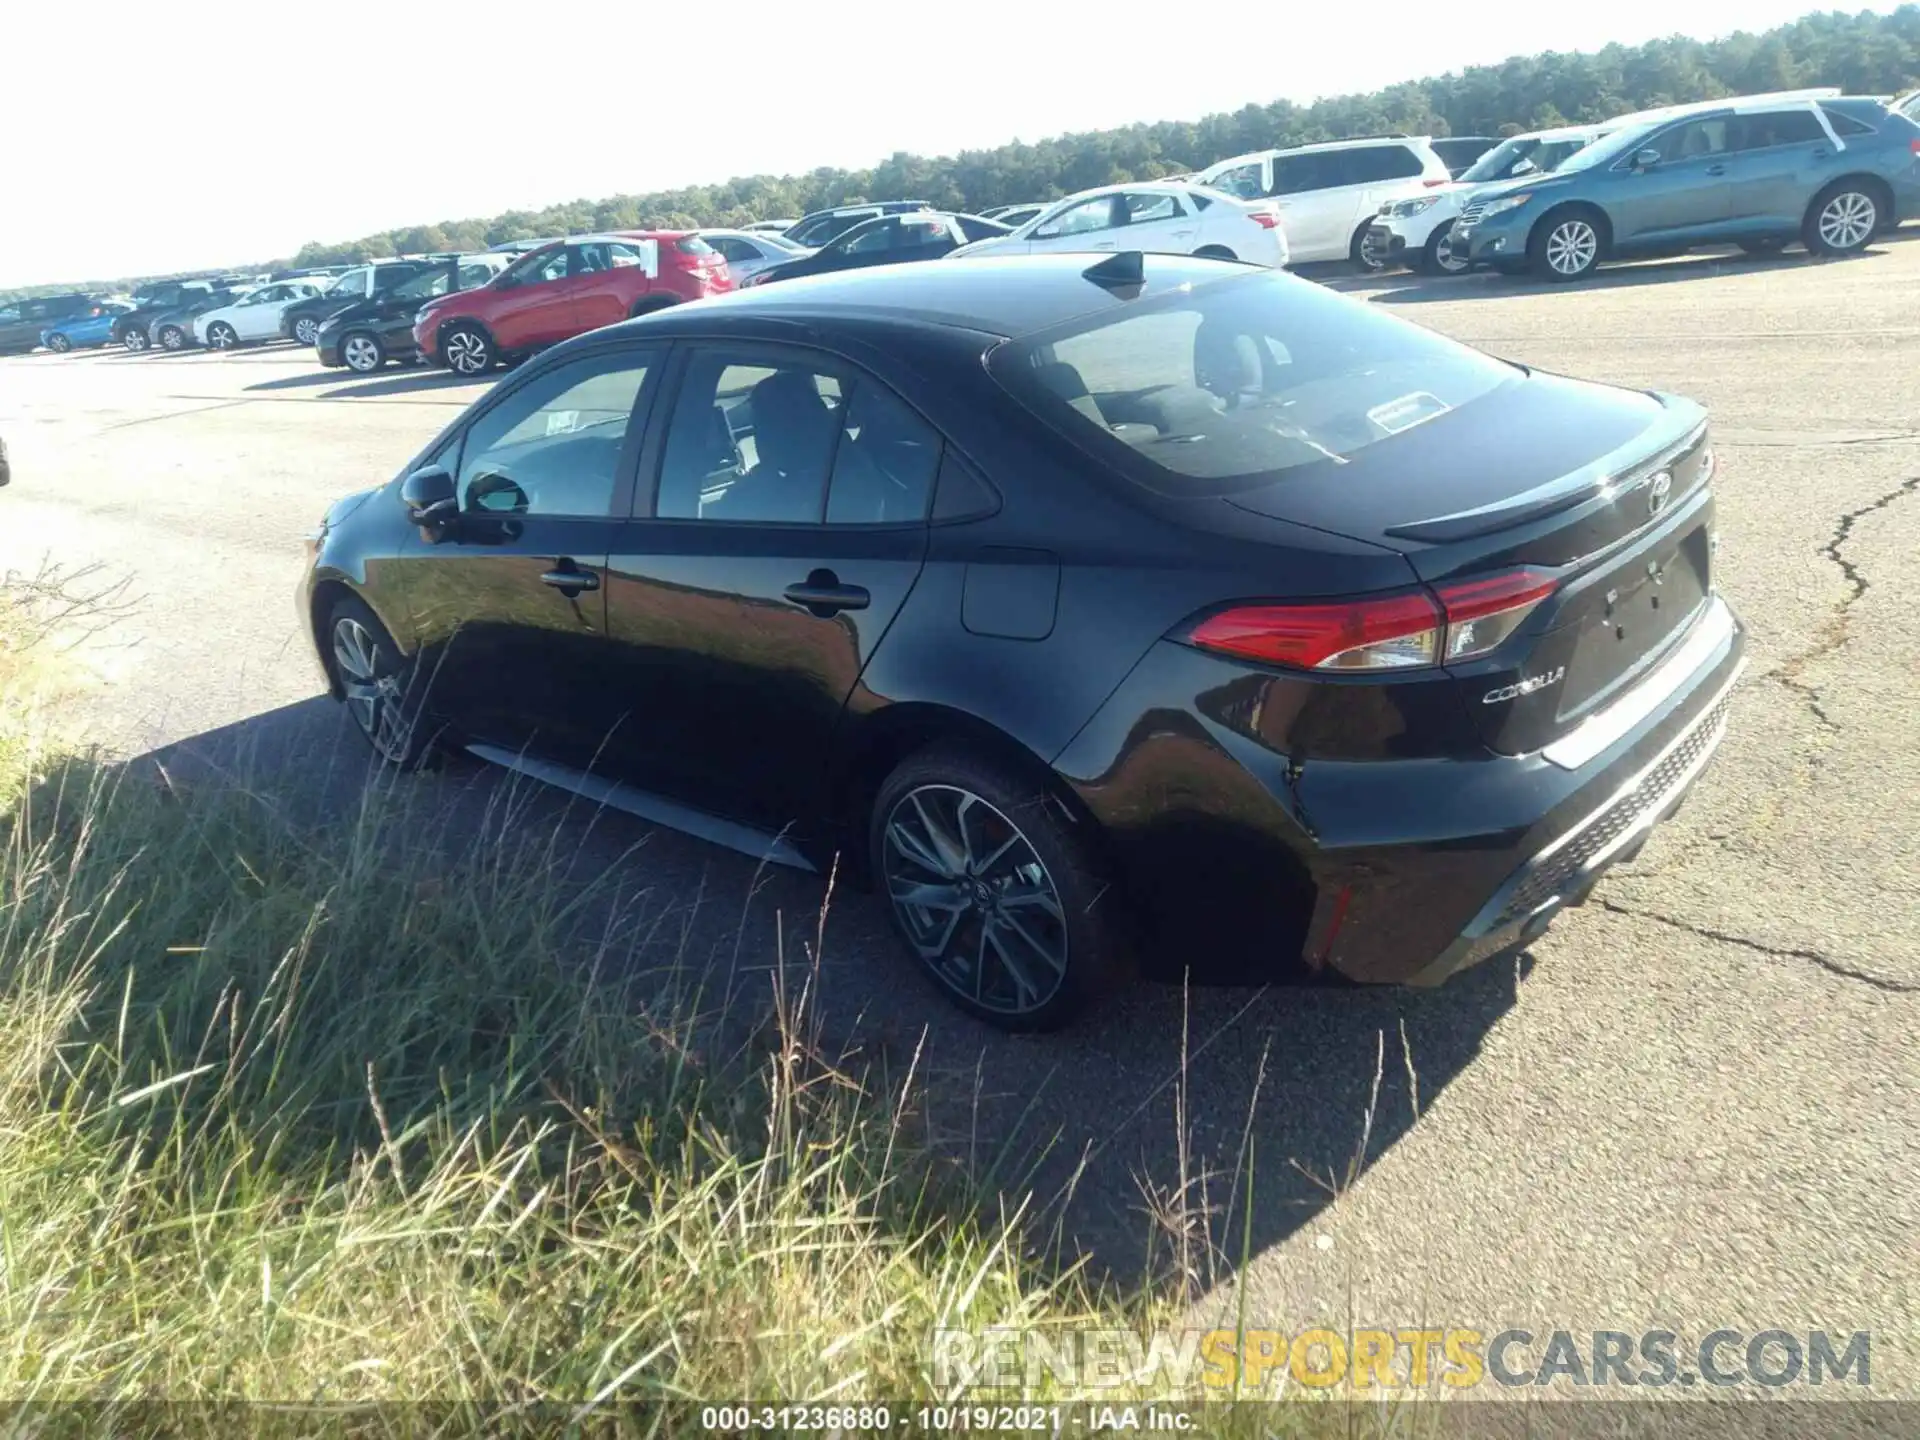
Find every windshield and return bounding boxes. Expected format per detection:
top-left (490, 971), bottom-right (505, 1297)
top-left (392, 264), bottom-right (456, 301)
top-left (1553, 121), bottom-right (1661, 173)
top-left (989, 270), bottom-right (1515, 497)
top-left (1459, 137), bottom-right (1539, 183)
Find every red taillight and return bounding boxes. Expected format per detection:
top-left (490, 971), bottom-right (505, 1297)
top-left (1250, 211), bottom-right (1280, 229)
top-left (1422, 177), bottom-right (1448, 187)
top-left (1187, 568), bottom-right (1558, 673)
top-left (1189, 591), bottom-right (1441, 671)
top-left (1911, 138), bottom-right (1920, 155)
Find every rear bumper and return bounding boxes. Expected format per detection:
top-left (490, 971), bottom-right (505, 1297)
top-left (1398, 649), bottom-right (1741, 985)
top-left (1057, 595), bottom-right (1746, 986)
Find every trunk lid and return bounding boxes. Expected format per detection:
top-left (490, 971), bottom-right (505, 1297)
top-left (1226, 375), bottom-right (1717, 753)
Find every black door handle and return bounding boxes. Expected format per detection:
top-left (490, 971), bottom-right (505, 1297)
top-left (541, 561), bottom-right (600, 596)
top-left (784, 570), bottom-right (870, 616)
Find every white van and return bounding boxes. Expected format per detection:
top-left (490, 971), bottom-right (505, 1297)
top-left (1194, 136), bottom-right (1452, 267)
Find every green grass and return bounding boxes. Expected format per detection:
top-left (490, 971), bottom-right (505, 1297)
top-left (0, 569), bottom-right (1419, 1437)
top-left (0, 575), bottom-right (1120, 1418)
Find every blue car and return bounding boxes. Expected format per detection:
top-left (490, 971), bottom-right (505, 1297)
top-left (40, 302), bottom-right (132, 353)
top-left (1455, 89), bottom-right (1920, 281)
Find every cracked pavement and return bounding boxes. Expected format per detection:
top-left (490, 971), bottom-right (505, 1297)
top-left (3, 237), bottom-right (1916, 1396)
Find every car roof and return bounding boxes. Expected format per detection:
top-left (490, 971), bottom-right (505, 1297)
top-left (609, 250), bottom-right (1250, 341)
top-left (1206, 135), bottom-right (1435, 170)
top-left (1605, 87), bottom-right (1842, 129)
top-left (1516, 121), bottom-right (1616, 141)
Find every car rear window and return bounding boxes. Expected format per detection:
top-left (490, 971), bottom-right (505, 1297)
top-left (988, 269), bottom-right (1516, 497)
top-left (675, 236), bottom-right (717, 257)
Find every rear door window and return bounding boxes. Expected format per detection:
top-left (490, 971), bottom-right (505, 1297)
top-left (1739, 109), bottom-right (1827, 148)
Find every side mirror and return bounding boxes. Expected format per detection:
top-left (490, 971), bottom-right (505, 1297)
top-left (402, 464), bottom-right (459, 538)
top-left (1632, 148), bottom-right (1662, 171)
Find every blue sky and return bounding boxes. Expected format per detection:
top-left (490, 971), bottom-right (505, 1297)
top-left (4, 0), bottom-right (1898, 285)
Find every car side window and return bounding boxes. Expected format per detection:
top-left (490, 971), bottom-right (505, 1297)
top-left (1122, 191), bottom-right (1181, 223)
top-left (825, 380), bottom-right (941, 525)
top-left (896, 216), bottom-right (952, 249)
top-left (1367, 145), bottom-right (1426, 181)
top-left (1208, 162), bottom-right (1264, 199)
top-left (456, 352), bottom-right (652, 517)
top-left (1739, 109), bottom-right (1826, 149)
top-left (1819, 106), bottom-right (1875, 137)
top-left (1037, 196), bottom-right (1120, 238)
top-left (526, 248), bottom-right (571, 284)
top-left (841, 220), bottom-right (901, 255)
top-left (1272, 154), bottom-right (1329, 194)
top-left (655, 353), bottom-right (846, 524)
top-left (1651, 118), bottom-right (1734, 162)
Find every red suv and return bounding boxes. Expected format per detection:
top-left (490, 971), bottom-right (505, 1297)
top-left (414, 232), bottom-right (730, 375)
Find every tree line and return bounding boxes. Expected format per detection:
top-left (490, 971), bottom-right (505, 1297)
top-left (9, 5), bottom-right (1917, 298)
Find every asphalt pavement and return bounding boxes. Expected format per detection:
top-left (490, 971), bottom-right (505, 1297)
top-left (2, 241), bottom-right (1915, 1395)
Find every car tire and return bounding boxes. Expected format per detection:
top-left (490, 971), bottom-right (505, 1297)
top-left (158, 325), bottom-right (186, 351)
top-left (1802, 180), bottom-right (1882, 257)
top-left (627, 297), bottom-right (679, 319)
top-left (1420, 221), bottom-right (1470, 275)
top-left (341, 331), bottom-right (386, 374)
top-left (206, 322), bottom-right (238, 351)
top-left (440, 323), bottom-right (494, 376)
top-left (323, 592), bottom-right (440, 770)
top-left (292, 315), bottom-right (321, 345)
top-left (1349, 221), bottom-right (1387, 272)
top-left (47, 333), bottom-right (72, 353)
top-left (122, 328), bottom-right (148, 353)
top-left (869, 745), bottom-right (1128, 1032)
top-left (1528, 208), bottom-right (1604, 281)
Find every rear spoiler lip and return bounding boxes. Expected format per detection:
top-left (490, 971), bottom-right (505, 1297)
top-left (1382, 397), bottom-right (1708, 545)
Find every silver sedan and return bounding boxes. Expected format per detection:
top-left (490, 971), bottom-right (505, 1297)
top-left (693, 229), bottom-right (816, 286)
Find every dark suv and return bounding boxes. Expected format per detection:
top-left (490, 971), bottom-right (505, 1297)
top-left (0, 293), bottom-right (100, 354)
top-left (114, 282), bottom-right (216, 351)
top-left (785, 201), bottom-right (934, 248)
top-left (279, 260), bottom-right (441, 346)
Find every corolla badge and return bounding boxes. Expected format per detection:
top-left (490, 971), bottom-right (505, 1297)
top-left (1483, 666), bottom-right (1566, 705)
top-left (1646, 470), bottom-right (1673, 518)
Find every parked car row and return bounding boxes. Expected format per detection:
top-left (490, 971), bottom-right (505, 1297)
top-left (1448, 90), bottom-right (1919, 281)
top-left (1367, 89), bottom-right (1920, 281)
top-left (14, 94), bottom-right (1913, 372)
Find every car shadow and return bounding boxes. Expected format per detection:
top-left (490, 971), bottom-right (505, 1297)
top-left (246, 368), bottom-right (492, 400)
top-left (1353, 239), bottom-right (1906, 304)
top-left (127, 695), bottom-right (1526, 1300)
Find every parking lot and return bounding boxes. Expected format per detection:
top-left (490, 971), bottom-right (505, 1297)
top-left (3, 240), bottom-right (1916, 1390)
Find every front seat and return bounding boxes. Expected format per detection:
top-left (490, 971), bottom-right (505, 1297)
top-left (1193, 317), bottom-right (1264, 408)
top-left (730, 370), bottom-right (839, 522)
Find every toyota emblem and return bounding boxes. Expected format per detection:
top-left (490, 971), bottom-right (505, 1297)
top-left (1646, 470), bottom-right (1673, 518)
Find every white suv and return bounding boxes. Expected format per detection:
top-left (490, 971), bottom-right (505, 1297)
top-left (1195, 136), bottom-right (1450, 267)
top-left (1369, 123), bottom-right (1623, 274)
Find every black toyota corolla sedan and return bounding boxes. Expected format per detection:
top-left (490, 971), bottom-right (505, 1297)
top-left (301, 252), bottom-right (1745, 1030)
